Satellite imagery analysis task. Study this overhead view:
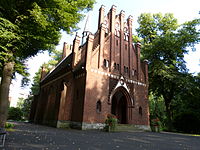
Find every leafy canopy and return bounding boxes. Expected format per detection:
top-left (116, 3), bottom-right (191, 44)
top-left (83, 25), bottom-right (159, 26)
top-left (0, 0), bottom-right (95, 79)
top-left (136, 13), bottom-right (200, 130)
top-left (0, 0), bottom-right (95, 127)
top-left (136, 13), bottom-right (200, 95)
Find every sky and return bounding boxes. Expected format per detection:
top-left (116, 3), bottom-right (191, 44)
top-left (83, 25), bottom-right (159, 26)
top-left (9, 0), bottom-right (200, 106)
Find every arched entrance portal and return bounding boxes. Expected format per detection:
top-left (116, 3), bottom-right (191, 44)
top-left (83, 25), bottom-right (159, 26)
top-left (111, 89), bottom-right (128, 124)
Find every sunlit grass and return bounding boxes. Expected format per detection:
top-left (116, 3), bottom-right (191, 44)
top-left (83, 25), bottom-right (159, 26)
top-left (190, 134), bottom-right (200, 137)
top-left (5, 122), bottom-right (15, 128)
top-left (5, 122), bottom-right (16, 132)
top-left (6, 128), bottom-right (16, 132)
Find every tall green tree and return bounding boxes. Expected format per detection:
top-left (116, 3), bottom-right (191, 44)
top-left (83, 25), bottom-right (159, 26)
top-left (17, 96), bottom-right (33, 120)
top-left (0, 0), bottom-right (95, 127)
top-left (136, 13), bottom-right (200, 130)
top-left (172, 73), bottom-right (200, 133)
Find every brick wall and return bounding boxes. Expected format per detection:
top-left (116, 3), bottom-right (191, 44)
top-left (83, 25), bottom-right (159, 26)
top-left (32, 5), bottom-right (150, 128)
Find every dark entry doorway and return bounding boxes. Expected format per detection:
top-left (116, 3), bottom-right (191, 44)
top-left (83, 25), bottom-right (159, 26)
top-left (111, 90), bottom-right (127, 124)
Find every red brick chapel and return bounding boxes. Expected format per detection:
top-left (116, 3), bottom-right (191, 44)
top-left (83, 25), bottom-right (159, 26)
top-left (30, 5), bottom-right (150, 130)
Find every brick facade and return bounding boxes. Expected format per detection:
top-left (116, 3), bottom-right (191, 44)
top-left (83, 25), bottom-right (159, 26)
top-left (30, 5), bottom-right (150, 130)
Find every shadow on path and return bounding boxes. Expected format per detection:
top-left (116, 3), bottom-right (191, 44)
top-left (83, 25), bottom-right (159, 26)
top-left (3, 122), bottom-right (200, 150)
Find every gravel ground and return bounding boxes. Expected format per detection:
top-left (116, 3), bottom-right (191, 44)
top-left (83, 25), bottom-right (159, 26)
top-left (2, 122), bottom-right (200, 150)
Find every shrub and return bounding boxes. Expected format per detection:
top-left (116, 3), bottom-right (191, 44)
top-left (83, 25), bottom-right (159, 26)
top-left (104, 114), bottom-right (118, 132)
top-left (5, 122), bottom-right (14, 128)
top-left (173, 111), bottom-right (200, 134)
top-left (151, 118), bottom-right (161, 132)
top-left (8, 107), bottom-right (23, 121)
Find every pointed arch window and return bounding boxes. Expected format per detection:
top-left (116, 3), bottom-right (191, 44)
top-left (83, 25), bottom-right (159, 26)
top-left (139, 106), bottom-right (142, 116)
top-left (103, 59), bottom-right (109, 68)
top-left (114, 63), bottom-right (117, 69)
top-left (114, 63), bottom-right (120, 71)
top-left (124, 66), bottom-right (129, 73)
top-left (116, 39), bottom-right (119, 46)
top-left (104, 19), bottom-right (109, 36)
top-left (132, 69), bottom-right (135, 76)
top-left (115, 29), bottom-right (120, 37)
top-left (124, 27), bottom-right (129, 41)
top-left (96, 100), bottom-right (102, 113)
top-left (115, 22), bottom-right (120, 37)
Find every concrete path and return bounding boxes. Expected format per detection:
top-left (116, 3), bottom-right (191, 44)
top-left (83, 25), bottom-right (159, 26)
top-left (3, 122), bottom-right (200, 150)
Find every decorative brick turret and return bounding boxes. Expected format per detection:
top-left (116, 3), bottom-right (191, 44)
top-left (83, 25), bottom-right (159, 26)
top-left (72, 34), bottom-right (81, 68)
top-left (98, 5), bottom-right (105, 28)
top-left (135, 42), bottom-right (141, 81)
top-left (62, 42), bottom-right (72, 59)
top-left (40, 66), bottom-right (47, 81)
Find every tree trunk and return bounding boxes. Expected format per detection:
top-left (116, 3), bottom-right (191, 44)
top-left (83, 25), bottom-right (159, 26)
top-left (165, 100), bottom-right (173, 131)
top-left (0, 61), bottom-right (14, 128)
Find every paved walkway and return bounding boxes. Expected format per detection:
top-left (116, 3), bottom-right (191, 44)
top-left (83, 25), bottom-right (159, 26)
top-left (3, 122), bottom-right (200, 150)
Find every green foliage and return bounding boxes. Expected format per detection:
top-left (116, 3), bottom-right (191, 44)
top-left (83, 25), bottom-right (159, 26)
top-left (151, 118), bottom-right (161, 132)
top-left (132, 35), bottom-right (142, 43)
top-left (137, 13), bottom-right (178, 43)
top-left (0, 0), bottom-right (95, 126)
top-left (105, 114), bottom-right (118, 132)
top-left (149, 92), bottom-right (166, 128)
top-left (30, 71), bottom-right (41, 95)
top-left (173, 111), bottom-right (200, 134)
top-left (17, 97), bottom-right (33, 120)
top-left (5, 122), bottom-right (15, 129)
top-left (46, 49), bottom-right (63, 70)
top-left (172, 73), bottom-right (200, 133)
top-left (148, 66), bottom-right (200, 133)
top-left (136, 13), bottom-right (200, 131)
top-left (0, 0), bottom-right (95, 79)
top-left (8, 107), bottom-right (23, 121)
